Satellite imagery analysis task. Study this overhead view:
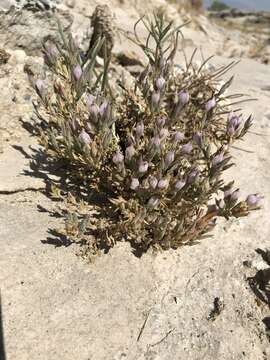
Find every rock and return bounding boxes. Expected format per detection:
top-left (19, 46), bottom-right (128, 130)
top-left (0, 0), bottom-right (16, 11)
top-left (0, 7), bottom-right (73, 56)
top-left (8, 49), bottom-right (27, 65)
top-left (0, 143), bottom-right (45, 193)
top-left (114, 51), bottom-right (144, 67)
top-left (66, 0), bottom-right (75, 8)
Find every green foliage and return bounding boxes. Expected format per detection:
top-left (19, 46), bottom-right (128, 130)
top-left (209, 1), bottom-right (231, 11)
top-left (33, 14), bottom-right (261, 253)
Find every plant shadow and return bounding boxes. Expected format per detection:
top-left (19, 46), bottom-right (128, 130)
top-left (0, 293), bottom-right (6, 360)
top-left (13, 138), bottom-right (147, 257)
top-left (247, 248), bottom-right (270, 342)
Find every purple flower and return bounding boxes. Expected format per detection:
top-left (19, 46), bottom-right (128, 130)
top-left (136, 122), bottom-right (144, 138)
top-left (156, 77), bottom-right (166, 90)
top-left (148, 176), bottom-right (158, 189)
top-left (88, 104), bottom-right (99, 122)
top-left (86, 94), bottom-right (95, 108)
top-left (44, 43), bottom-right (58, 61)
top-left (165, 151), bottom-right (175, 166)
top-left (175, 179), bottom-right (186, 191)
top-left (178, 90), bottom-right (190, 105)
top-left (138, 160), bottom-right (148, 173)
top-left (227, 126), bottom-right (235, 137)
top-left (193, 133), bottom-right (203, 148)
top-left (224, 189), bottom-right (233, 198)
top-left (35, 79), bottom-right (45, 94)
top-left (125, 145), bottom-right (135, 160)
top-left (205, 98), bottom-right (216, 112)
top-left (158, 178), bottom-right (169, 189)
top-left (113, 151), bottom-right (124, 164)
top-left (160, 128), bottom-right (169, 139)
top-left (230, 189), bottom-right (240, 202)
top-left (246, 194), bottom-right (262, 209)
top-left (228, 113), bottom-right (241, 128)
top-left (187, 169), bottom-right (199, 184)
top-left (212, 153), bottom-right (224, 167)
top-left (130, 178), bottom-right (140, 190)
top-left (147, 196), bottom-right (160, 209)
top-left (156, 117), bottom-right (166, 128)
top-left (151, 91), bottom-right (160, 110)
top-left (99, 101), bottom-right (108, 117)
top-left (227, 113), bottom-right (242, 137)
top-left (174, 131), bottom-right (184, 142)
top-left (79, 129), bottom-right (91, 145)
top-left (151, 136), bottom-right (161, 148)
top-left (86, 122), bottom-right (93, 133)
top-left (181, 142), bottom-right (193, 154)
top-left (73, 64), bottom-right (82, 81)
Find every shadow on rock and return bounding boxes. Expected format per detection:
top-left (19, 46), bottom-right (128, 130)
top-left (0, 293), bottom-right (6, 360)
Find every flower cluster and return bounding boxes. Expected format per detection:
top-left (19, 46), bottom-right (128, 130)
top-left (33, 14), bottom-right (261, 252)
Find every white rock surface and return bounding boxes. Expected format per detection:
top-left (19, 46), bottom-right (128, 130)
top-left (0, 2), bottom-right (270, 360)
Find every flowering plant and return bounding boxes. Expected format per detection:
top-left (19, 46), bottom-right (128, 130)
top-left (33, 14), bottom-right (261, 253)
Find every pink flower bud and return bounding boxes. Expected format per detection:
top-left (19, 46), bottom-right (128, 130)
top-left (138, 160), bottom-right (148, 173)
top-left (125, 145), bottom-right (135, 160)
top-left (227, 126), bottom-right (235, 137)
top-left (181, 142), bottom-right (193, 154)
top-left (73, 65), bottom-right (83, 81)
top-left (44, 43), bottom-right (58, 61)
top-left (230, 189), bottom-right (240, 202)
top-left (175, 179), bottom-right (186, 191)
top-left (86, 94), bottom-right (94, 108)
top-left (35, 79), bottom-right (45, 94)
top-left (113, 151), bottom-right (124, 164)
top-left (156, 117), bottom-right (166, 128)
top-left (174, 131), bottom-right (184, 142)
top-left (130, 178), bottom-right (140, 190)
top-left (205, 98), bottom-right (216, 112)
top-left (187, 169), bottom-right (199, 184)
top-left (160, 128), bottom-right (169, 139)
top-left (88, 104), bottom-right (99, 122)
top-left (165, 151), bottom-right (175, 166)
top-left (227, 113), bottom-right (242, 137)
top-left (178, 90), bottom-right (189, 105)
top-left (79, 129), bottom-right (91, 145)
top-left (228, 113), bottom-right (241, 128)
top-left (246, 194), bottom-right (262, 209)
top-left (151, 136), bottom-right (161, 148)
top-left (148, 176), bottom-right (158, 189)
top-left (212, 153), bottom-right (224, 167)
top-left (151, 91), bottom-right (160, 110)
top-left (158, 178), bottom-right (169, 189)
top-left (99, 101), bottom-right (108, 117)
top-left (136, 122), bottom-right (144, 138)
top-left (156, 77), bottom-right (166, 90)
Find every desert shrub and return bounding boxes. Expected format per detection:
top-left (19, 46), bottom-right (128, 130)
top-left (209, 1), bottom-right (230, 12)
top-left (33, 14), bottom-right (261, 252)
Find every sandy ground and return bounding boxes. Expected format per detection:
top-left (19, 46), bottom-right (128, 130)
top-left (0, 1), bottom-right (270, 359)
